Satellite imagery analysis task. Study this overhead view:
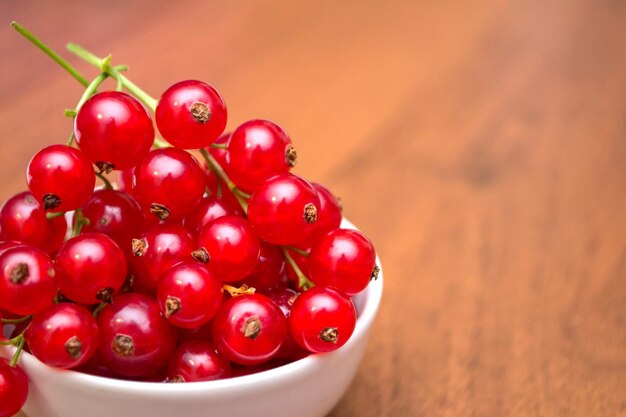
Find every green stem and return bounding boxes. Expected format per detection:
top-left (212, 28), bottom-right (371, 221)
top-left (9, 336), bottom-right (25, 367)
top-left (153, 137), bottom-right (171, 149)
top-left (46, 211), bottom-right (65, 220)
top-left (95, 171), bottom-right (114, 190)
top-left (281, 247), bottom-right (314, 290)
top-left (285, 246), bottom-right (310, 257)
top-left (210, 142), bottom-right (228, 150)
top-left (199, 148), bottom-right (249, 212)
top-left (1, 315), bottom-right (32, 325)
top-left (92, 302), bottom-right (107, 318)
top-left (75, 72), bottom-right (108, 111)
top-left (11, 22), bottom-right (90, 87)
top-left (66, 43), bottom-right (158, 111)
top-left (72, 208), bottom-right (90, 237)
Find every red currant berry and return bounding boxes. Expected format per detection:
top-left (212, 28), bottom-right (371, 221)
top-left (156, 80), bottom-right (227, 149)
top-left (0, 241), bottom-right (21, 256)
top-left (26, 303), bottom-right (99, 369)
top-left (157, 261), bottom-right (223, 329)
top-left (303, 182), bottom-right (342, 243)
top-left (289, 286), bottom-right (356, 353)
top-left (245, 242), bottom-right (288, 290)
top-left (116, 167), bottom-right (136, 196)
top-left (55, 233), bottom-right (127, 304)
top-left (80, 189), bottom-right (145, 257)
top-left (247, 174), bottom-right (320, 245)
top-left (211, 294), bottom-right (287, 365)
top-left (309, 229), bottom-right (376, 296)
top-left (26, 144), bottom-right (95, 212)
top-left (0, 191), bottom-right (67, 254)
top-left (226, 120), bottom-right (296, 192)
top-left (134, 148), bottom-right (205, 220)
top-left (167, 340), bottom-right (230, 382)
top-left (74, 91), bottom-right (154, 171)
top-left (195, 215), bottom-right (260, 282)
top-left (0, 245), bottom-right (55, 315)
top-left (97, 293), bottom-right (177, 377)
top-left (131, 223), bottom-right (195, 290)
top-left (183, 194), bottom-right (243, 236)
top-left (0, 358), bottom-right (28, 417)
top-left (264, 287), bottom-right (309, 361)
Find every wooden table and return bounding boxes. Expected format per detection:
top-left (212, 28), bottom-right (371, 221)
top-left (2, 1), bottom-right (626, 416)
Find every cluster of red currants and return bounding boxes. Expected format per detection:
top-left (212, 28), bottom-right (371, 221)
top-left (0, 56), bottom-right (378, 417)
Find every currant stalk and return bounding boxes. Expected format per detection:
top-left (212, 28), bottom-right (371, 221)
top-left (281, 247), bottom-right (314, 290)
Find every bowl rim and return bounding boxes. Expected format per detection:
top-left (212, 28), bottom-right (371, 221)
top-left (3, 219), bottom-right (383, 394)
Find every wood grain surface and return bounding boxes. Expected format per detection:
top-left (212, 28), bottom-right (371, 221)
top-left (2, 1), bottom-right (626, 416)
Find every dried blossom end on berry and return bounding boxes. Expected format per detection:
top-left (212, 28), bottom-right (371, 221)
top-left (371, 265), bottom-right (381, 280)
top-left (191, 248), bottom-right (210, 263)
top-left (242, 316), bottom-right (262, 339)
top-left (9, 263), bottom-right (30, 284)
top-left (150, 203), bottom-right (171, 220)
top-left (112, 334), bottom-right (135, 357)
top-left (285, 144), bottom-right (298, 167)
top-left (42, 193), bottom-right (62, 210)
top-left (64, 336), bottom-right (83, 359)
top-left (319, 327), bottom-right (339, 344)
top-left (164, 296), bottom-right (181, 318)
top-left (132, 238), bottom-right (148, 256)
top-left (304, 203), bottom-right (318, 224)
top-left (190, 102), bottom-right (210, 123)
top-left (96, 287), bottom-right (114, 304)
top-left (95, 161), bottom-right (115, 174)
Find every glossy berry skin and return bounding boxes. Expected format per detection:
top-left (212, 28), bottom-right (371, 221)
top-left (0, 241), bottom-right (21, 256)
top-left (212, 294), bottom-right (287, 365)
top-left (134, 148), bottom-right (205, 220)
top-left (55, 233), bottom-right (127, 304)
top-left (167, 340), bottom-right (230, 382)
top-left (226, 120), bottom-right (295, 192)
top-left (26, 303), bottom-right (99, 369)
top-left (265, 287), bottom-right (309, 361)
top-left (157, 261), bottom-right (223, 329)
top-left (74, 91), bottom-right (154, 170)
top-left (131, 223), bottom-right (195, 289)
top-left (183, 194), bottom-right (243, 236)
top-left (116, 167), bottom-right (136, 196)
top-left (26, 144), bottom-right (95, 212)
top-left (0, 358), bottom-right (28, 417)
top-left (97, 293), bottom-right (177, 377)
top-left (248, 174), bottom-right (320, 245)
top-left (301, 182), bottom-right (342, 244)
top-left (0, 245), bottom-right (55, 315)
top-left (245, 242), bottom-right (288, 290)
top-left (156, 80), bottom-right (227, 149)
top-left (309, 229), bottom-right (376, 296)
top-left (196, 215), bottom-right (260, 282)
top-left (0, 191), bottom-right (67, 254)
top-left (289, 287), bottom-right (356, 353)
top-left (80, 189), bottom-right (144, 257)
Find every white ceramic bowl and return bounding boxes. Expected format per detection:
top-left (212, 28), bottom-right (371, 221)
top-left (1, 220), bottom-right (383, 417)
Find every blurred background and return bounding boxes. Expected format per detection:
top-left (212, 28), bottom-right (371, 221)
top-left (2, 1), bottom-right (626, 416)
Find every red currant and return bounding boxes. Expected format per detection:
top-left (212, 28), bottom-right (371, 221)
top-left (156, 80), bottom-right (227, 149)
top-left (74, 91), bottom-right (154, 171)
top-left (309, 229), bottom-right (376, 296)
top-left (183, 194), bottom-right (243, 236)
top-left (264, 287), bottom-right (309, 361)
top-left (131, 223), bottom-right (195, 290)
top-left (0, 358), bottom-right (28, 417)
top-left (26, 303), bottom-right (99, 369)
top-left (211, 294), bottom-right (287, 365)
top-left (157, 261), bottom-right (223, 329)
top-left (195, 215), bottom-right (260, 282)
top-left (245, 242), bottom-right (288, 290)
top-left (0, 241), bottom-right (21, 256)
top-left (289, 286), bottom-right (356, 353)
top-left (167, 340), bottom-right (230, 382)
top-left (55, 233), bottom-right (127, 304)
top-left (303, 182), bottom-right (342, 243)
top-left (0, 191), bottom-right (67, 254)
top-left (116, 167), bottom-right (136, 196)
top-left (134, 148), bottom-right (206, 220)
top-left (247, 174), bottom-right (320, 245)
top-left (0, 245), bottom-right (55, 315)
top-left (80, 189), bottom-right (145, 257)
top-left (26, 144), bottom-right (95, 212)
top-left (97, 293), bottom-right (177, 377)
top-left (226, 120), bottom-right (296, 192)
